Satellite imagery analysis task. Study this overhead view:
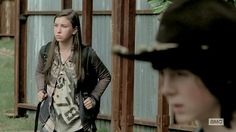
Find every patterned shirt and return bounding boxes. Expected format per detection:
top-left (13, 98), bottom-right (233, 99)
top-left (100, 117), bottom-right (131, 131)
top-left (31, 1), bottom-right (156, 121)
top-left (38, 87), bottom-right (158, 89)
top-left (47, 46), bottom-right (83, 132)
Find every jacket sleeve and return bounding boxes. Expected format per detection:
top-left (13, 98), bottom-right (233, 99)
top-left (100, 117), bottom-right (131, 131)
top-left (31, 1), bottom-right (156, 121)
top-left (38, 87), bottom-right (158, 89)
top-left (89, 49), bottom-right (111, 101)
top-left (35, 48), bottom-right (45, 92)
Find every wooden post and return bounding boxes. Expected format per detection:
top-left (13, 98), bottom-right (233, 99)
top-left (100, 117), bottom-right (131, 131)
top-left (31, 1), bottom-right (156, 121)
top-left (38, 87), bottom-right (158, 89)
top-left (111, 0), bottom-right (124, 131)
top-left (120, 0), bottom-right (136, 131)
top-left (112, 0), bottom-right (136, 131)
top-left (14, 0), bottom-right (20, 116)
top-left (82, 0), bottom-right (93, 46)
top-left (61, 0), bottom-right (72, 9)
top-left (15, 0), bottom-right (27, 116)
top-left (157, 78), bottom-right (169, 132)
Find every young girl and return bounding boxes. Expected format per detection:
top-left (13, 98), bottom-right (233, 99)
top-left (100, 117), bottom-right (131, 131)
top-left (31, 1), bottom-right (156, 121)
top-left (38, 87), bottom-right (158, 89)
top-left (36, 9), bottom-right (111, 132)
top-left (113, 0), bottom-right (236, 131)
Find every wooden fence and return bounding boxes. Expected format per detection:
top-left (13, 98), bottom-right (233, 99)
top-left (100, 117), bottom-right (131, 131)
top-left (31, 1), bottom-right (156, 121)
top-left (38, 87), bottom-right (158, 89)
top-left (0, 0), bottom-right (15, 37)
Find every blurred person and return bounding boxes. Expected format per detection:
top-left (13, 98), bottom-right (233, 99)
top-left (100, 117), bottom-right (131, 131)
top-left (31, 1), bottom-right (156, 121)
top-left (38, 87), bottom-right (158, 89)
top-left (113, 0), bottom-right (236, 131)
top-left (36, 9), bottom-right (111, 132)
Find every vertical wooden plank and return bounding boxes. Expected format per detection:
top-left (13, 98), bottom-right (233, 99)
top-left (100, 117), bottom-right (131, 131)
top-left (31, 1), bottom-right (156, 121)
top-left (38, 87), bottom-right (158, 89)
top-left (112, 0), bottom-right (136, 131)
top-left (14, 0), bottom-right (20, 116)
top-left (14, 0), bottom-right (27, 116)
top-left (10, 0), bottom-right (15, 35)
top-left (61, 0), bottom-right (72, 9)
top-left (0, 0), bottom-right (12, 34)
top-left (120, 0), bottom-right (136, 131)
top-left (157, 84), bottom-right (169, 132)
top-left (19, 0), bottom-right (27, 117)
top-left (82, 0), bottom-right (92, 46)
top-left (111, 0), bottom-right (124, 131)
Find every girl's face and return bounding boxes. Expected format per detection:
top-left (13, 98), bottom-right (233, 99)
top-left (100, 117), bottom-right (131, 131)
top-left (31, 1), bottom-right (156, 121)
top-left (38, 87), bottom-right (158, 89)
top-left (54, 16), bottom-right (77, 43)
top-left (159, 69), bottom-right (220, 123)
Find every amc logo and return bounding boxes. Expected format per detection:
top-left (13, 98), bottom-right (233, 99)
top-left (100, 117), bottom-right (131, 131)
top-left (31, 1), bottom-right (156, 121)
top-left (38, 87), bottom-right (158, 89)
top-left (208, 118), bottom-right (224, 126)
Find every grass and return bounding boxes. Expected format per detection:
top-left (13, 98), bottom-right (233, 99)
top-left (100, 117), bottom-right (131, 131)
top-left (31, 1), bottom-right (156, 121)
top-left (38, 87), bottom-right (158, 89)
top-left (0, 38), bottom-right (34, 131)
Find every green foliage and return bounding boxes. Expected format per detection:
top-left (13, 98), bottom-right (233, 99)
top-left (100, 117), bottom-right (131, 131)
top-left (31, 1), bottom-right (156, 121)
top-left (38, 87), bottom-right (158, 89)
top-left (147, 0), bottom-right (172, 14)
top-left (227, 0), bottom-right (236, 6)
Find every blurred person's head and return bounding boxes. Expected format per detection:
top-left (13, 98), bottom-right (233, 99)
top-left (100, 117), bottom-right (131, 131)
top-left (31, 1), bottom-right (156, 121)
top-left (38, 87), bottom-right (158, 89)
top-left (113, 0), bottom-right (236, 129)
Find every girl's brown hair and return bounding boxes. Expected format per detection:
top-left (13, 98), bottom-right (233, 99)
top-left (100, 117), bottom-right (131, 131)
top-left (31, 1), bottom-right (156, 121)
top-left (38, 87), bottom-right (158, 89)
top-left (43, 9), bottom-right (85, 83)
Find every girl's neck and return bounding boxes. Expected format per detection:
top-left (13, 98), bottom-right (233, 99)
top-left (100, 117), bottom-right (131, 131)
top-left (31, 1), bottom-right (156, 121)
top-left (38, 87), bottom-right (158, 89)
top-left (58, 38), bottom-right (73, 52)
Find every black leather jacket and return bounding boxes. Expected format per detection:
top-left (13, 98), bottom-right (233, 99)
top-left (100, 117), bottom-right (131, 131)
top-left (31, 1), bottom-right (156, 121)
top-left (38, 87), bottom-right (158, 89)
top-left (36, 42), bottom-right (111, 128)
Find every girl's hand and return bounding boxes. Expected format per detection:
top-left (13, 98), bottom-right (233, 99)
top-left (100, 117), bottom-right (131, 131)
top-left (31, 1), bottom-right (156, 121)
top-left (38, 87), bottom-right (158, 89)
top-left (37, 90), bottom-right (48, 102)
top-left (83, 97), bottom-right (95, 110)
